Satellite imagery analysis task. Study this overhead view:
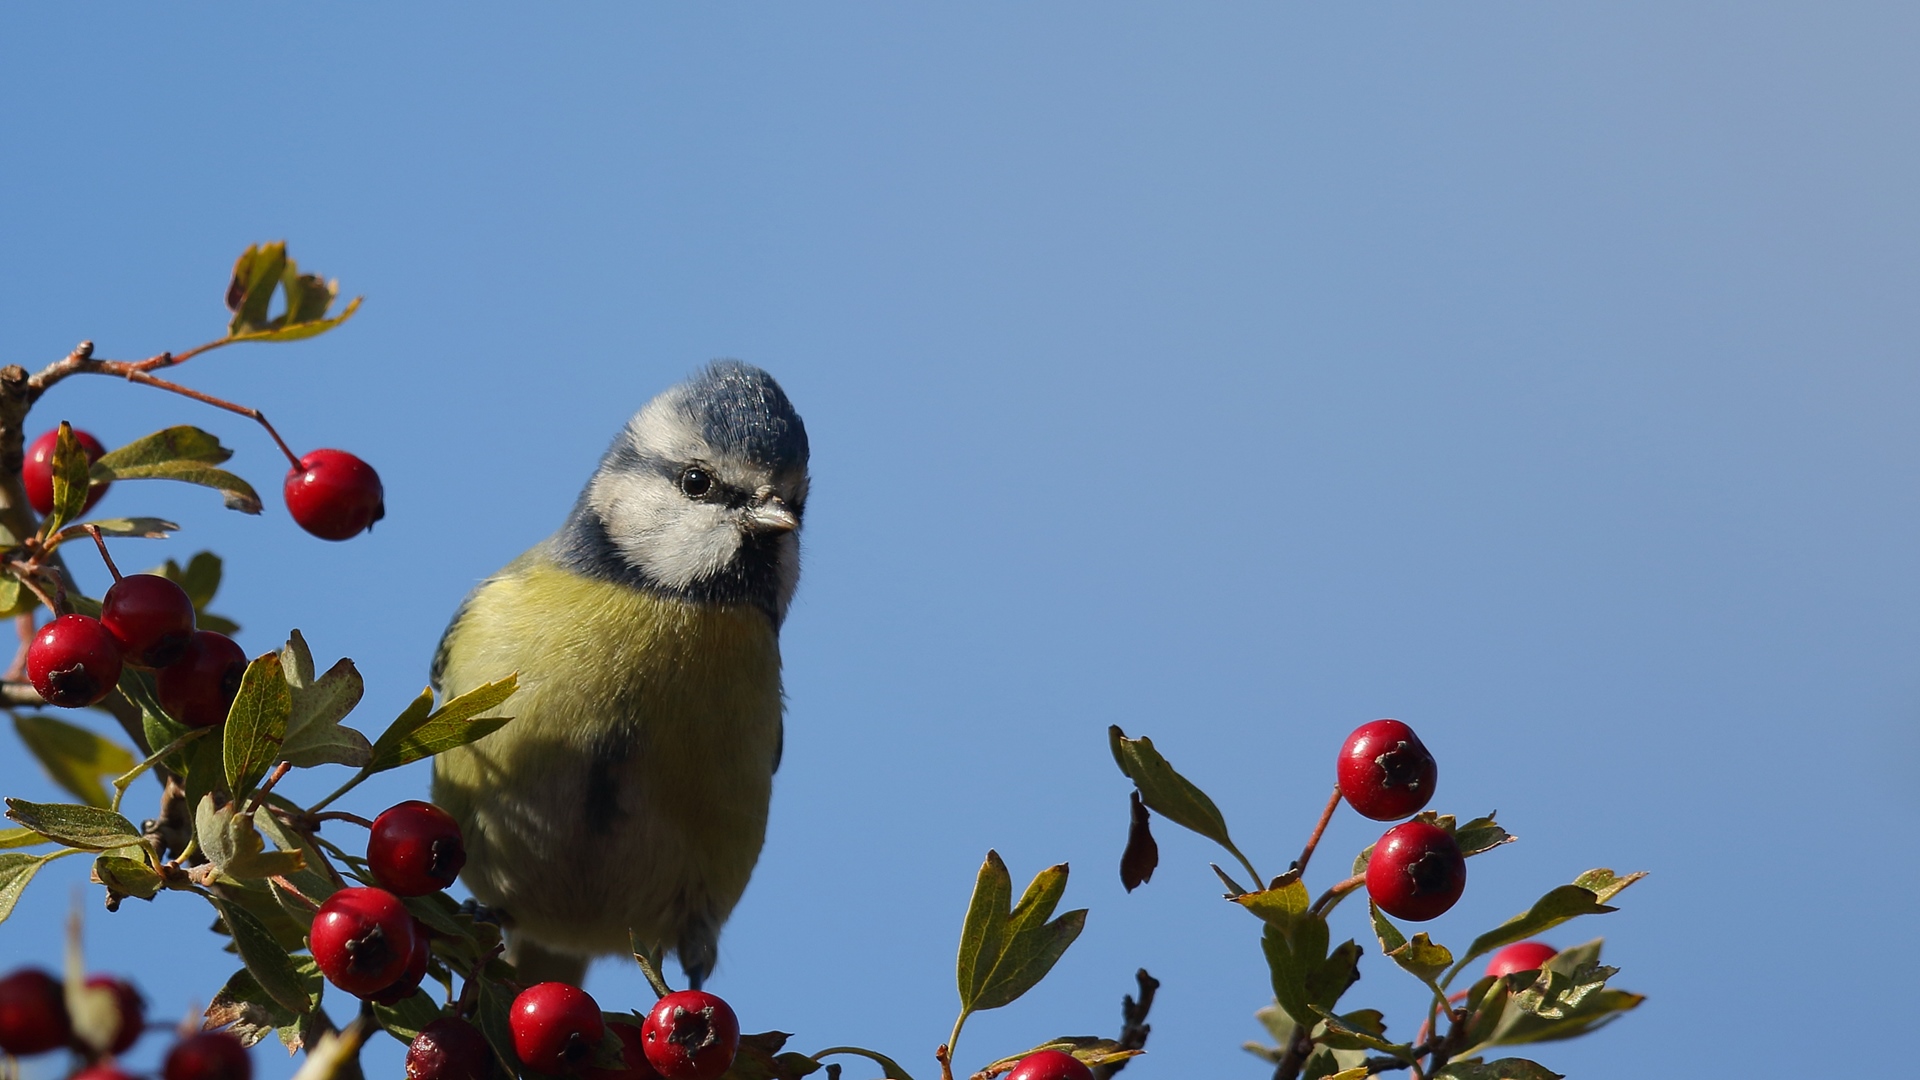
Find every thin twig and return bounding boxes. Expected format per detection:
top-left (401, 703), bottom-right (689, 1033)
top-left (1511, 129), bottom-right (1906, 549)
top-left (1092, 969), bottom-right (1159, 1079)
top-left (1293, 787), bottom-right (1342, 876)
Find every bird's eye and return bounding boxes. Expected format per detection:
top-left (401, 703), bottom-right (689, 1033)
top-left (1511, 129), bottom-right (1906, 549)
top-left (679, 468), bottom-right (713, 498)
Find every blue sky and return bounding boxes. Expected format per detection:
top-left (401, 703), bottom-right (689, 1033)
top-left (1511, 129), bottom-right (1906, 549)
top-left (4, 5), bottom-right (1918, 1077)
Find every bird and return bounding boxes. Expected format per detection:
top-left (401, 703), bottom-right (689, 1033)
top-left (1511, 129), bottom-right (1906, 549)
top-left (429, 360), bottom-right (808, 989)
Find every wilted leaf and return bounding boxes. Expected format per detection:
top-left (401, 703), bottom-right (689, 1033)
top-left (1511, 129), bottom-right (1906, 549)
top-left (12, 714), bottom-right (138, 807)
top-left (1455, 814), bottom-right (1516, 858)
top-left (1371, 904), bottom-right (1452, 986)
top-left (93, 852), bottom-right (163, 902)
top-left (1311, 1009), bottom-right (1412, 1060)
top-left (366, 677), bottom-right (518, 772)
top-left (208, 893), bottom-right (311, 1014)
top-left (1572, 868), bottom-right (1646, 905)
top-left (228, 243), bottom-right (290, 332)
top-left (225, 242), bottom-right (361, 343)
top-left (1108, 726), bottom-right (1255, 876)
top-left (225, 653), bottom-right (292, 800)
top-left (206, 962), bottom-right (324, 1051)
top-left (719, 1031), bottom-right (825, 1080)
top-left (1120, 790), bottom-right (1157, 892)
top-left (4, 799), bottom-right (141, 849)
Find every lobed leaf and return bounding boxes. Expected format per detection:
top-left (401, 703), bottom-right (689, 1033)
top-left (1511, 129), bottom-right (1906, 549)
top-left (718, 1031), bottom-right (825, 1080)
top-left (1311, 1008), bottom-right (1412, 1061)
top-left (366, 677), bottom-right (518, 772)
top-left (1371, 904), bottom-right (1452, 986)
top-left (956, 850), bottom-right (1014, 1011)
top-left (1454, 814), bottom-right (1516, 858)
top-left (1232, 872), bottom-right (1311, 928)
top-left (225, 653), bottom-right (292, 800)
top-left (4, 798), bottom-right (141, 849)
top-left (225, 243), bottom-right (361, 342)
top-left (12, 714), bottom-right (137, 807)
top-left (278, 633), bottom-right (371, 769)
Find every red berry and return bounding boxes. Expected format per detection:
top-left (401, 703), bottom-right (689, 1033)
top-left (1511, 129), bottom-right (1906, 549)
top-left (27, 614), bottom-right (123, 708)
top-left (408, 1016), bottom-right (498, 1080)
top-left (511, 982), bottom-right (605, 1075)
top-left (584, 1022), bottom-right (659, 1080)
top-left (1005, 1050), bottom-right (1095, 1080)
top-left (285, 449), bottom-right (385, 540)
top-left (641, 989), bottom-right (739, 1080)
top-left (155, 630), bottom-right (248, 728)
top-left (101, 573), bottom-right (197, 668)
top-left (73, 1065), bottom-right (140, 1080)
top-left (23, 427), bottom-right (109, 516)
top-left (163, 1030), bottom-right (253, 1080)
top-left (369, 801), bottom-right (467, 896)
top-left (1485, 940), bottom-right (1559, 980)
top-left (81, 974), bottom-right (146, 1055)
top-left (369, 919), bottom-right (433, 1005)
top-left (1337, 719), bottom-right (1438, 821)
top-left (309, 886), bottom-right (418, 998)
top-left (0, 967), bottom-right (72, 1055)
top-left (1366, 820), bottom-right (1467, 922)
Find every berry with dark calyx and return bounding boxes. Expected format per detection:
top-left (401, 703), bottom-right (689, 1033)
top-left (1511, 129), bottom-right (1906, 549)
top-left (155, 630), bottom-right (247, 728)
top-left (285, 449), bottom-right (385, 540)
top-left (309, 886), bottom-right (418, 997)
top-left (163, 1030), bottom-right (253, 1080)
top-left (1337, 718), bottom-right (1438, 821)
top-left (101, 573), bottom-right (197, 668)
top-left (27, 614), bottom-right (123, 708)
top-left (368, 920), bottom-right (433, 1005)
top-left (1366, 820), bottom-right (1467, 922)
top-left (80, 974), bottom-right (147, 1055)
top-left (408, 1016), bottom-right (497, 1080)
top-left (1486, 940), bottom-right (1559, 979)
top-left (585, 1022), bottom-right (659, 1080)
top-left (369, 800), bottom-right (467, 896)
top-left (511, 982), bottom-right (605, 1075)
top-left (641, 989), bottom-right (739, 1080)
top-left (23, 427), bottom-right (109, 515)
top-left (1005, 1049), bottom-right (1095, 1080)
top-left (0, 967), bottom-right (72, 1055)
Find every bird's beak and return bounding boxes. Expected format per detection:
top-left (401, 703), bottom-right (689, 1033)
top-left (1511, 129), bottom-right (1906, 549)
top-left (743, 494), bottom-right (799, 534)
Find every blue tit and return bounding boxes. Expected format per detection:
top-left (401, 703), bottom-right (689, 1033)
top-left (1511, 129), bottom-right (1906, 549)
top-left (429, 360), bottom-right (808, 988)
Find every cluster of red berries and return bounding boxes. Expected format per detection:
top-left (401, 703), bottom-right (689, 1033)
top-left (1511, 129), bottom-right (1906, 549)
top-left (27, 573), bottom-right (243, 717)
top-left (403, 983), bottom-right (742, 1079)
top-left (24, 428), bottom-right (385, 544)
top-left (0, 967), bottom-right (251, 1079)
top-left (1336, 718), bottom-right (1467, 922)
top-left (309, 802), bottom-right (467, 1008)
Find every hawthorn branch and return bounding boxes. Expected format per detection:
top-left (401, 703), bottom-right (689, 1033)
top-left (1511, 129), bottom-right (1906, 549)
top-left (1091, 968), bottom-right (1159, 1079)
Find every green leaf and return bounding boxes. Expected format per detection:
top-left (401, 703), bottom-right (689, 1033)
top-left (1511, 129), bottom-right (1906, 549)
top-left (43, 422), bottom-right (95, 538)
top-left (1311, 1008), bottom-right (1413, 1060)
top-left (370, 989), bottom-right (443, 1043)
top-left (157, 551), bottom-right (223, 610)
top-left (975, 1038), bottom-right (1141, 1077)
top-left (224, 652), bottom-right (292, 800)
top-left (955, 850), bottom-right (1013, 1012)
top-left (254, 808), bottom-right (340, 907)
top-left (92, 852), bottom-right (163, 902)
top-left (1510, 962), bottom-right (1617, 1021)
top-left (277, 632), bottom-right (371, 769)
top-left (717, 1031), bottom-right (825, 1080)
top-left (1484, 940), bottom-right (1644, 1047)
top-left (1231, 871), bottom-right (1311, 928)
top-left (1262, 915), bottom-right (1329, 1026)
top-left (366, 677), bottom-right (518, 772)
top-left (1371, 903), bottom-right (1453, 986)
top-left (1455, 814), bottom-right (1516, 858)
top-left (51, 518), bottom-right (179, 545)
top-left (196, 797), bottom-right (306, 882)
top-left (3, 798), bottom-right (140, 849)
top-left (0, 852), bottom-right (54, 924)
top-left (1108, 726), bottom-right (1257, 880)
top-left (1307, 940), bottom-right (1363, 1016)
top-left (1432, 1058), bottom-right (1564, 1080)
top-left (0, 827), bottom-right (51, 850)
top-left (1453, 871), bottom-right (1645, 980)
top-left (12, 714), bottom-right (138, 807)
top-left (208, 893), bottom-right (312, 1015)
top-left (0, 575), bottom-right (25, 619)
top-left (91, 426), bottom-right (234, 472)
top-left (971, 866), bottom-right (1085, 1011)
top-left (814, 1047), bottom-right (917, 1080)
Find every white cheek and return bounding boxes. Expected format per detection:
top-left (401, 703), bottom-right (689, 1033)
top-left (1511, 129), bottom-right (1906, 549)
top-left (591, 472), bottom-right (741, 590)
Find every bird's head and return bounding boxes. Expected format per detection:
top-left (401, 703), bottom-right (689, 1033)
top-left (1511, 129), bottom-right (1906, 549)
top-left (560, 361), bottom-right (810, 622)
